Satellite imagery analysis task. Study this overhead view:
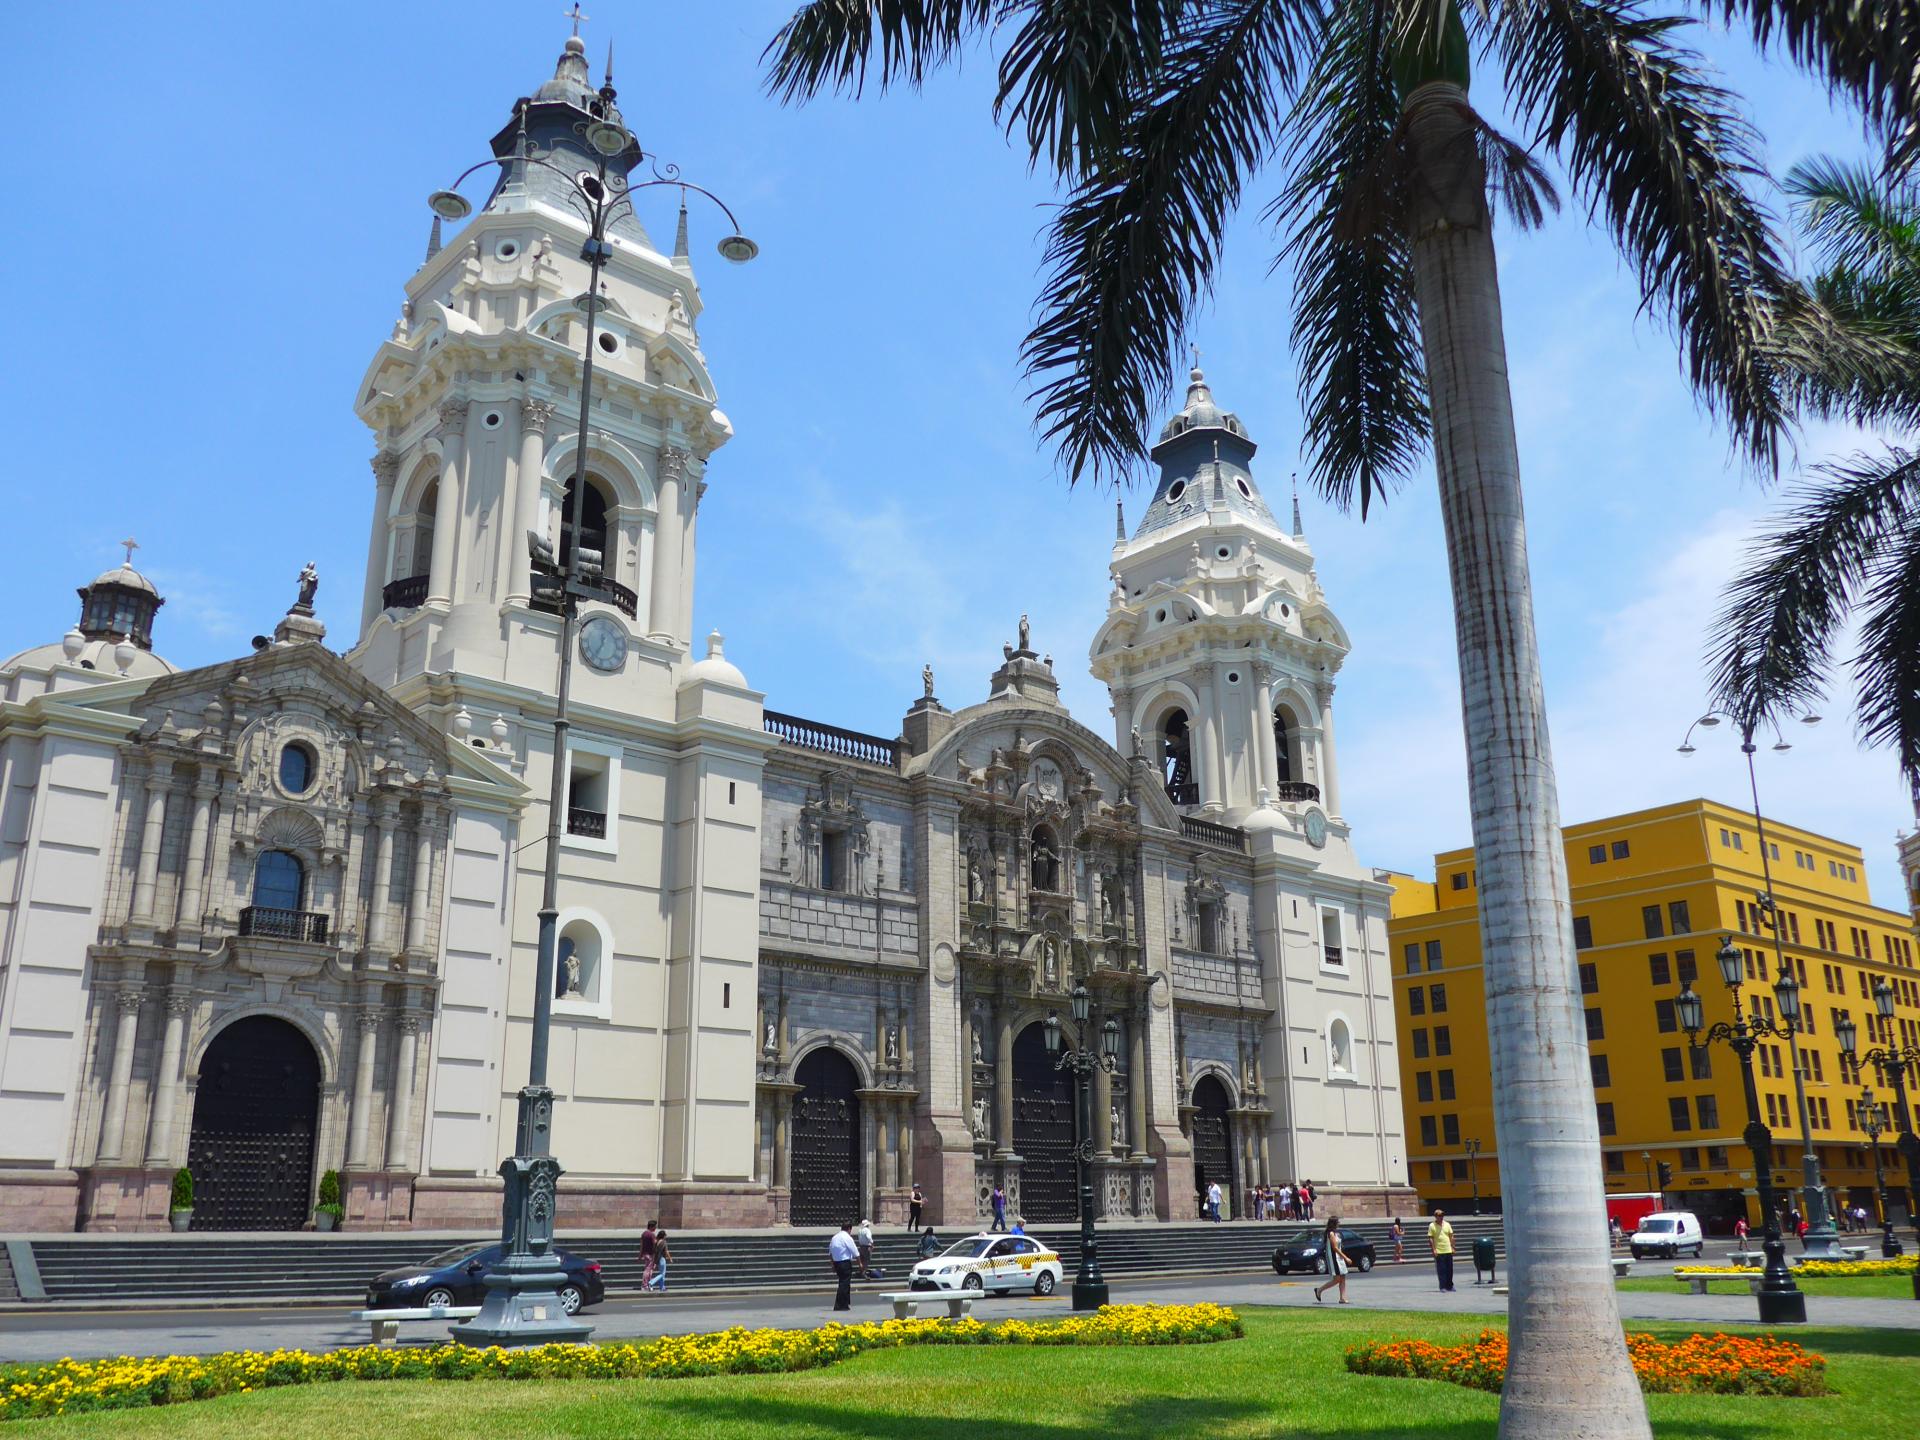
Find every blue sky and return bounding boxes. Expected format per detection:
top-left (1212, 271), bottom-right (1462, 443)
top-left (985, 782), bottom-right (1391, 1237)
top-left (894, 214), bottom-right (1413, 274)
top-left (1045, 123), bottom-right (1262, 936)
top-left (7, 3), bottom-right (1912, 907)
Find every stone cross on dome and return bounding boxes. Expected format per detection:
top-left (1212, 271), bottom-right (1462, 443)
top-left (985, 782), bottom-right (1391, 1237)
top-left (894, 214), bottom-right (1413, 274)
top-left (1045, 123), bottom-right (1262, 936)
top-left (564, 3), bottom-right (588, 38)
top-left (121, 538), bottom-right (139, 566)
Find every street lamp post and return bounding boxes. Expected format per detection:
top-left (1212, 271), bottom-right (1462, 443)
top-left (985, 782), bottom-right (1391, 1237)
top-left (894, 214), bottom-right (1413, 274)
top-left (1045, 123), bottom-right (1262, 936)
top-left (1677, 937), bottom-right (1807, 1324)
top-left (1679, 708), bottom-right (1841, 1258)
top-left (1642, 1150), bottom-right (1653, 1192)
top-left (1836, 982), bottom-right (1920, 1297)
top-left (1465, 1137), bottom-right (1483, 1215)
top-left (1044, 984), bottom-right (1120, 1311)
top-left (432, 63), bottom-right (755, 1348)
top-left (1857, 1083), bottom-right (1903, 1259)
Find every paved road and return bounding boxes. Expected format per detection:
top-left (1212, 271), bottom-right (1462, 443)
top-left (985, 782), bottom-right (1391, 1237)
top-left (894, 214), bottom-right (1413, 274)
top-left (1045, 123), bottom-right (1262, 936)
top-left (1, 1257), bottom-right (1912, 1363)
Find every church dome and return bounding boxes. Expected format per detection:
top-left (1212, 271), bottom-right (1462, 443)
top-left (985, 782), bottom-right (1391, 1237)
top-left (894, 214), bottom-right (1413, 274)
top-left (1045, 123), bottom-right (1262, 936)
top-left (682, 630), bottom-right (747, 688)
top-left (1, 546), bottom-right (177, 682)
top-left (1134, 367), bottom-right (1279, 540)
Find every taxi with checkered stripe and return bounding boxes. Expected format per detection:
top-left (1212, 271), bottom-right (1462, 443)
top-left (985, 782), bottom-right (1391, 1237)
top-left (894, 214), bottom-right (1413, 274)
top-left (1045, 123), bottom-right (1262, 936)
top-left (908, 1233), bottom-right (1063, 1295)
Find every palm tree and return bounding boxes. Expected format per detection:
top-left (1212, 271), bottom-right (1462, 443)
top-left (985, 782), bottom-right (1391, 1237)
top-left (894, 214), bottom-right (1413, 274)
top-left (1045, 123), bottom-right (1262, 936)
top-left (1710, 157), bottom-right (1920, 786)
top-left (765, 5), bottom-right (1904, 1435)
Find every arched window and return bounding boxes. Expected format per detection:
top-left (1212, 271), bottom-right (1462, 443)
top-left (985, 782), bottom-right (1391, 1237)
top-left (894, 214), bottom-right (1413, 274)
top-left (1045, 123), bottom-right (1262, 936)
top-left (1273, 704), bottom-right (1298, 784)
top-left (407, 479), bottom-right (438, 580)
top-left (560, 474), bottom-right (612, 572)
top-left (252, 850), bottom-right (305, 912)
top-left (554, 919), bottom-right (604, 1004)
top-left (1328, 1017), bottom-right (1355, 1077)
top-left (1160, 709), bottom-right (1196, 805)
top-left (1030, 824), bottom-right (1061, 892)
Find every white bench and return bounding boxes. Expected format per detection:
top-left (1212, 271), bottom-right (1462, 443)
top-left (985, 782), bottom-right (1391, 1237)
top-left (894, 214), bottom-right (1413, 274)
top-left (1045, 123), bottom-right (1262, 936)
top-left (1679, 1275), bottom-right (1765, 1295)
top-left (877, 1290), bottom-right (977, 1321)
top-left (353, 1304), bottom-right (482, 1345)
top-left (1790, 1246), bottom-right (1868, 1267)
top-left (1611, 1256), bottom-right (1632, 1277)
top-left (1726, 1250), bottom-right (1764, 1268)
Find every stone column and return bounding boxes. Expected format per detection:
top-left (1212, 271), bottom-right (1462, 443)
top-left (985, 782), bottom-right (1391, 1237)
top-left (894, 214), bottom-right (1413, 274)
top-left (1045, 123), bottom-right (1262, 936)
top-left (1316, 681), bottom-right (1342, 814)
top-left (425, 400), bottom-right (466, 607)
top-left (347, 1008), bottom-right (383, 1168)
top-left (959, 1011), bottom-right (975, 1142)
top-left (774, 1094), bottom-right (792, 1187)
top-left (143, 990), bottom-right (191, 1163)
top-left (1128, 1012), bottom-right (1148, 1158)
top-left (175, 773), bottom-right (218, 934)
top-left (1259, 1128), bottom-right (1274, 1187)
top-left (1252, 664), bottom-right (1279, 800)
top-left (384, 1011), bottom-right (421, 1170)
top-left (361, 452), bottom-right (401, 631)
top-left (1195, 674), bottom-right (1224, 813)
top-left (507, 399), bottom-right (554, 605)
top-left (129, 767), bottom-right (170, 927)
top-left (1211, 660), bottom-right (1235, 808)
top-left (878, 1105), bottom-right (898, 1190)
top-left (366, 807), bottom-right (397, 956)
top-left (403, 814), bottom-right (436, 954)
top-left (647, 445), bottom-right (686, 644)
top-left (96, 988), bottom-right (144, 1162)
top-left (896, 1102), bottom-right (913, 1188)
top-left (994, 999), bottom-right (1015, 1156)
top-left (1092, 1035), bottom-right (1113, 1153)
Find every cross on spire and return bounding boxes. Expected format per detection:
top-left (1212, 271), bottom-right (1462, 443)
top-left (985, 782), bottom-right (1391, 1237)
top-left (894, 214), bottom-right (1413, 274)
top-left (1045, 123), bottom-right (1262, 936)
top-left (120, 537), bottom-right (139, 566)
top-left (564, 3), bottom-right (588, 37)
top-left (1190, 342), bottom-right (1202, 370)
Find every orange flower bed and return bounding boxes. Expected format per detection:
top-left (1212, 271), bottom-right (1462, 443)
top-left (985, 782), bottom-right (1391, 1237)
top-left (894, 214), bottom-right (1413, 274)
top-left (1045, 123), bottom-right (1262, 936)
top-left (1346, 1329), bottom-right (1826, 1397)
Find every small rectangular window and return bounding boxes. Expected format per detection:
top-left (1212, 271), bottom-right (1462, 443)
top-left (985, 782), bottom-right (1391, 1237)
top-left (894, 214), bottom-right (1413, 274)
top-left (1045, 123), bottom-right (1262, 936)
top-left (1689, 1046), bottom-right (1712, 1081)
top-left (1450, 872), bottom-right (1469, 891)
top-left (1416, 1072), bottom-right (1434, 1102)
top-left (1319, 907), bottom-right (1344, 967)
top-left (1573, 915), bottom-right (1593, 949)
top-left (1696, 1094), bottom-right (1719, 1128)
top-left (1596, 1102), bottom-right (1616, 1137)
top-left (1611, 840), bottom-right (1630, 859)
top-left (1588, 843), bottom-right (1607, 864)
top-left (722, 982), bottom-right (731, 1008)
top-left (1408, 988), bottom-right (1426, 1016)
top-left (1420, 1116), bottom-right (1438, 1147)
top-left (1606, 1150), bottom-right (1626, 1173)
top-left (1669, 1096), bottom-right (1692, 1132)
top-left (1412, 1028), bottom-right (1429, 1059)
top-left (1450, 1159), bottom-right (1469, 1179)
top-left (1580, 962), bottom-right (1599, 995)
top-left (1442, 1114), bottom-right (1461, 1145)
top-left (1434, 1026), bottom-right (1452, 1056)
top-left (1642, 904), bottom-right (1665, 939)
top-left (1668, 900), bottom-right (1691, 934)
top-left (1707, 1145), bottom-right (1729, 1169)
top-left (1662, 1047), bottom-right (1683, 1082)
top-left (1428, 1160), bottom-right (1447, 1180)
top-left (1404, 942), bottom-right (1422, 974)
top-left (1679, 1146), bottom-right (1700, 1171)
top-left (1429, 983), bottom-right (1448, 1013)
top-left (1584, 1008), bottom-right (1604, 1041)
top-left (1590, 1054), bottom-right (1610, 1088)
top-left (1648, 953), bottom-right (1670, 986)
top-left (1654, 998), bottom-right (1677, 1033)
top-left (1425, 940), bottom-right (1443, 971)
top-left (1676, 950), bottom-right (1696, 986)
top-left (728, 781), bottom-right (736, 804)
top-left (1438, 1069), bottom-right (1456, 1101)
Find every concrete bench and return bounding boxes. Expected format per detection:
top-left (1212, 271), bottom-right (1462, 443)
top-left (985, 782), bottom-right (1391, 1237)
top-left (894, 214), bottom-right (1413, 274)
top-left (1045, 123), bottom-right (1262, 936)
top-left (1726, 1251), bottom-right (1765, 1268)
top-left (877, 1290), bottom-right (976, 1321)
top-left (1678, 1276), bottom-right (1765, 1295)
top-left (353, 1304), bottom-right (482, 1345)
top-left (1611, 1256), bottom-right (1632, 1277)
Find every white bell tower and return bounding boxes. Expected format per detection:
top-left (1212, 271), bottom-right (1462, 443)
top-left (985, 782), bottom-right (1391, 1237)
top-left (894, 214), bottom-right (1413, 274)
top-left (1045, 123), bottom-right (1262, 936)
top-left (1090, 368), bottom-right (1352, 827)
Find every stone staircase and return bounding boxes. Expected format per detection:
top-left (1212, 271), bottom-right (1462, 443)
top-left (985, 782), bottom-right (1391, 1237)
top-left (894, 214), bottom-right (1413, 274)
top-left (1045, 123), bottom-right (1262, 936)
top-left (13, 1217), bottom-right (1506, 1307)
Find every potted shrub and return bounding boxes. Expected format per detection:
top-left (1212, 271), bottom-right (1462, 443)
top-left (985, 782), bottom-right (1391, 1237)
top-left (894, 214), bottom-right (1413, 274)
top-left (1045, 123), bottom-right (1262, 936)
top-left (168, 1167), bottom-right (194, 1232)
top-left (314, 1169), bottom-right (344, 1232)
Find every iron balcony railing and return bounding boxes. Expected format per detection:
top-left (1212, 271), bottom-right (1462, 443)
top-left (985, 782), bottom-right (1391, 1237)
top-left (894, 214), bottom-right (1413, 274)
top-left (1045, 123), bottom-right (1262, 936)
top-left (528, 560), bottom-right (640, 620)
top-left (566, 807), bottom-right (608, 839)
top-left (238, 906), bottom-right (330, 944)
top-left (381, 575), bottom-right (430, 610)
top-left (1180, 815), bottom-right (1248, 853)
top-left (763, 710), bottom-right (901, 768)
top-left (1164, 778), bottom-right (1201, 805)
top-left (1272, 781), bottom-right (1321, 803)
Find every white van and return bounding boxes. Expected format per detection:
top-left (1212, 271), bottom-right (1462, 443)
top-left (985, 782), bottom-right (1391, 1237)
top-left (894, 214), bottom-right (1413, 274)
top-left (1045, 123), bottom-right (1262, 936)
top-left (1629, 1210), bottom-right (1704, 1259)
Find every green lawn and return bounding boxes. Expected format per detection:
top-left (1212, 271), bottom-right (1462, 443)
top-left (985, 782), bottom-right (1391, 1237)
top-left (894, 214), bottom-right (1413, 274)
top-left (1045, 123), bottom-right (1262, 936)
top-left (16, 1308), bottom-right (1918, 1439)
top-left (1619, 1274), bottom-right (1917, 1300)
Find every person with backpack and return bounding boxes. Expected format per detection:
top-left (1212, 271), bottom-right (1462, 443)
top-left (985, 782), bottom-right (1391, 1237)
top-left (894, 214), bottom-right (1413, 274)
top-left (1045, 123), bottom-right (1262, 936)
top-left (917, 1225), bottom-right (940, 1259)
top-left (649, 1229), bottom-right (673, 1291)
top-left (638, 1220), bottom-right (658, 1293)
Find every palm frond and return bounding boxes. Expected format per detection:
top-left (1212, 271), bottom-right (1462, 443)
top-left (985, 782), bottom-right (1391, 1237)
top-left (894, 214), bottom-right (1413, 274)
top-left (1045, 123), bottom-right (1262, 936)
top-left (1019, 0), bottom-right (1304, 484)
top-left (1275, 1), bottom-right (1429, 515)
top-left (1703, 0), bottom-right (1920, 167)
top-left (1786, 155), bottom-right (1920, 284)
top-left (763, 0), bottom-right (997, 102)
top-left (1496, 0), bottom-right (1796, 471)
top-left (1707, 445), bottom-right (1920, 740)
top-left (1856, 484), bottom-right (1920, 782)
top-left (1765, 279), bottom-right (1920, 426)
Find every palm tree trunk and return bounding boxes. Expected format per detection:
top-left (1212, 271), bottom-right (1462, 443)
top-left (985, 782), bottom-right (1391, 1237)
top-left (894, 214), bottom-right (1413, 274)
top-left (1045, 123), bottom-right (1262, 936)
top-left (1400, 81), bottom-right (1649, 1438)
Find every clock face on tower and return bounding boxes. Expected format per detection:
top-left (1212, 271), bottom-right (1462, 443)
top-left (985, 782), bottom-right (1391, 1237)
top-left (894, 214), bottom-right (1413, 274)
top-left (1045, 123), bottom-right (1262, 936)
top-left (1304, 808), bottom-right (1329, 848)
top-left (579, 615), bottom-right (628, 673)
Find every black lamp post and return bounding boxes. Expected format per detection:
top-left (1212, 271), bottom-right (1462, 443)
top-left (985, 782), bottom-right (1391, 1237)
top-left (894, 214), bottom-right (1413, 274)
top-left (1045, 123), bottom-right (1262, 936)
top-left (431, 59), bottom-right (755, 1348)
top-left (1045, 984), bottom-right (1120, 1311)
top-left (1836, 981), bottom-right (1920, 1297)
top-left (1679, 707), bottom-right (1840, 1258)
top-left (1465, 1137), bottom-right (1483, 1215)
top-left (1856, 1081), bottom-right (1903, 1259)
top-left (1677, 936), bottom-right (1806, 1324)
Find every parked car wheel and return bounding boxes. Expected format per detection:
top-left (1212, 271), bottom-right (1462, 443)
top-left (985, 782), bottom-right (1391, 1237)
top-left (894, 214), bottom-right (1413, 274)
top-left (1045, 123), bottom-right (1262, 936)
top-left (423, 1286), bottom-right (456, 1309)
top-left (1034, 1270), bottom-right (1056, 1296)
top-left (1318, 1254), bottom-right (1330, 1275)
top-left (1272, 1252), bottom-right (1289, 1275)
top-left (962, 1273), bottom-right (984, 1292)
top-left (558, 1284), bottom-right (584, 1314)
top-left (1356, 1253), bottom-right (1375, 1273)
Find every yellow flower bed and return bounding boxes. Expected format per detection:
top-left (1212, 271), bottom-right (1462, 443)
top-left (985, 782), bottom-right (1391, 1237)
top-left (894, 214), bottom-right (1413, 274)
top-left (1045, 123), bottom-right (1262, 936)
top-left (0, 1303), bottom-right (1241, 1421)
top-left (1676, 1255), bottom-right (1916, 1278)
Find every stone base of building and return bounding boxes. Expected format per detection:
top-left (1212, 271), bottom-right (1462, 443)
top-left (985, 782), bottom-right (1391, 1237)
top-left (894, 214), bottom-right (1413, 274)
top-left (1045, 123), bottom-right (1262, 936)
top-left (412, 1176), bottom-right (775, 1230)
top-left (342, 1168), bottom-right (417, 1229)
top-left (77, 1165), bottom-right (174, 1232)
top-left (1151, 1128), bottom-right (1196, 1221)
top-left (1311, 1183), bottom-right (1421, 1219)
top-left (0, 1168), bottom-right (82, 1233)
top-left (870, 1185), bottom-right (912, 1225)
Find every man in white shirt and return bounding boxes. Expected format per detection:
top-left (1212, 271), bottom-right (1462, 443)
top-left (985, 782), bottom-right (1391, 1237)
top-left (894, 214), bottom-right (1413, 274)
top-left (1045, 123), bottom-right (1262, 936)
top-left (828, 1223), bottom-right (859, 1310)
top-left (1207, 1181), bottom-right (1223, 1221)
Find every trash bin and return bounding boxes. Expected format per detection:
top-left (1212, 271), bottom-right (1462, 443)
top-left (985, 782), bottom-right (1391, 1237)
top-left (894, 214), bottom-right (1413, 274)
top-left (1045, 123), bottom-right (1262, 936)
top-left (1472, 1235), bottom-right (1498, 1285)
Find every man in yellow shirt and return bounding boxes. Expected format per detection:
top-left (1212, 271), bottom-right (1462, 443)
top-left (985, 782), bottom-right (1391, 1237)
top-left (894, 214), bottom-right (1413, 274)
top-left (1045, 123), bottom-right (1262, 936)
top-left (1428, 1208), bottom-right (1456, 1292)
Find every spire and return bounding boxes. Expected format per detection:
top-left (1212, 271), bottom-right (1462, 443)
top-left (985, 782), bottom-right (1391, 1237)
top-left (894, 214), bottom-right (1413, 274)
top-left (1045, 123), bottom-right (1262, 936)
top-left (1291, 472), bottom-right (1303, 537)
top-left (425, 213), bottom-right (443, 262)
top-left (673, 190), bottom-right (690, 259)
top-left (1114, 497), bottom-right (1126, 540)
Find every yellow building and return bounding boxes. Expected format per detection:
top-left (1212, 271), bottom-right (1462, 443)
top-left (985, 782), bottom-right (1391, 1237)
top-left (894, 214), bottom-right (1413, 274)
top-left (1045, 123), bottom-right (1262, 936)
top-left (1387, 799), bottom-right (1920, 1230)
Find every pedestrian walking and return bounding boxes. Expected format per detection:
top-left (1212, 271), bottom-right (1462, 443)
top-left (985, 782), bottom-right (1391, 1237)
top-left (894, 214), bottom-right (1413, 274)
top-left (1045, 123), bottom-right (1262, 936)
top-left (856, 1218), bottom-right (878, 1278)
top-left (1301, 1181), bottom-right (1315, 1220)
top-left (638, 1220), bottom-right (658, 1293)
top-left (908, 1183), bottom-right (924, 1231)
top-left (1011, 1216), bottom-right (1026, 1236)
top-left (1733, 1216), bottom-right (1749, 1248)
top-left (917, 1225), bottom-right (940, 1259)
top-left (1429, 1209), bottom-right (1456, 1292)
top-left (1312, 1218), bottom-right (1351, 1304)
top-left (991, 1184), bottom-right (1008, 1231)
top-left (650, 1229), bottom-right (673, 1291)
top-left (1608, 1215), bottom-right (1623, 1248)
top-left (1389, 1217), bottom-right (1405, 1264)
top-left (1278, 1183), bottom-right (1293, 1220)
top-left (829, 1223), bottom-right (858, 1311)
top-left (1206, 1180), bottom-right (1223, 1221)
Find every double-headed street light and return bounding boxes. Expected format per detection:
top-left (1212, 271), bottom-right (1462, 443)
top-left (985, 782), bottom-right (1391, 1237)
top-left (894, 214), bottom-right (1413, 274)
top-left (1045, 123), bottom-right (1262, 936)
top-left (1679, 707), bottom-right (1840, 1259)
top-left (1045, 983), bottom-right (1121, 1311)
top-left (1855, 1082), bottom-right (1904, 1259)
top-left (1677, 937), bottom-right (1807, 1324)
top-left (439, 59), bottom-right (755, 1349)
top-left (1464, 1137), bottom-right (1483, 1215)
top-left (1836, 982), bottom-right (1920, 1297)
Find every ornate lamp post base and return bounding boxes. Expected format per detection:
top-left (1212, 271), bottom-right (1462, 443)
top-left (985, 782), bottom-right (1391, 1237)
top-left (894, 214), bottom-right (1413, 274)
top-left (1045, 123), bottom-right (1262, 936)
top-left (1072, 1278), bottom-right (1110, 1311)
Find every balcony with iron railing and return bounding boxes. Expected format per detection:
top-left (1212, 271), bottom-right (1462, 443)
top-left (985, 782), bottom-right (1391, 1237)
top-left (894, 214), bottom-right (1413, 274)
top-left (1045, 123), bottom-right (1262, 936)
top-left (1272, 781), bottom-right (1321, 803)
top-left (381, 574), bottom-right (430, 611)
top-left (238, 906), bottom-right (330, 944)
top-left (529, 559), bottom-right (639, 620)
top-left (566, 807), bottom-right (607, 840)
top-left (763, 710), bottom-right (901, 768)
top-left (1181, 815), bottom-right (1248, 853)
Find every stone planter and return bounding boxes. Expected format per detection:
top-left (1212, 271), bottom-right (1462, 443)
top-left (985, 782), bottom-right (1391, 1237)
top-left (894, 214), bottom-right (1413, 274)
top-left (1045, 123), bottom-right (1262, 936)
top-left (314, 1210), bottom-right (337, 1232)
top-left (169, 1209), bottom-right (193, 1232)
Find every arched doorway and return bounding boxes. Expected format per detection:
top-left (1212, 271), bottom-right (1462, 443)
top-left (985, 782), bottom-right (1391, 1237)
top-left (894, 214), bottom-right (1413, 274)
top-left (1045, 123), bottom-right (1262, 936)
top-left (1012, 1023), bottom-right (1078, 1223)
top-left (1160, 710), bottom-right (1197, 804)
top-left (790, 1048), bottom-right (861, 1226)
top-left (1191, 1074), bottom-right (1237, 1219)
top-left (185, 1016), bottom-right (321, 1231)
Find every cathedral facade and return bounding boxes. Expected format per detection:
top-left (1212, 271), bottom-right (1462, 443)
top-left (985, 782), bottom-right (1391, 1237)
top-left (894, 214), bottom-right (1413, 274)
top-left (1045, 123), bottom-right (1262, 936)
top-left (0, 36), bottom-right (1410, 1233)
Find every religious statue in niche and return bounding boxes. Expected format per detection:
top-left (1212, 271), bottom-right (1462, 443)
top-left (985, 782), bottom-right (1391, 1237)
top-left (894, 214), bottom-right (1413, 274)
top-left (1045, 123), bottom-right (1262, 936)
top-left (971, 1095), bottom-right (992, 1139)
top-left (562, 951), bottom-right (583, 998)
top-left (1100, 871), bottom-right (1125, 926)
top-left (764, 1021), bottom-right (778, 1053)
top-left (295, 561), bottom-right (319, 611)
top-left (1111, 1103), bottom-right (1125, 1148)
top-left (971, 1023), bottom-right (984, 1065)
top-left (1030, 830), bottom-right (1060, 892)
top-left (1042, 937), bottom-right (1061, 987)
top-left (885, 1027), bottom-right (900, 1064)
top-left (967, 849), bottom-right (986, 904)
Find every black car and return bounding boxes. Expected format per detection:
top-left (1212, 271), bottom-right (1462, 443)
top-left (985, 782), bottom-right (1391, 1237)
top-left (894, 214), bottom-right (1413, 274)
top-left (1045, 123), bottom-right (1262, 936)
top-left (1272, 1227), bottom-right (1376, 1275)
top-left (366, 1242), bottom-right (605, 1315)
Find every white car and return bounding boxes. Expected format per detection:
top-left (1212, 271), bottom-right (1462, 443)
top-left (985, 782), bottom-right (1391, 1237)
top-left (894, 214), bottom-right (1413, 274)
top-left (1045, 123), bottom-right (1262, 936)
top-left (1629, 1210), bottom-right (1705, 1259)
top-left (909, 1234), bottom-right (1064, 1295)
